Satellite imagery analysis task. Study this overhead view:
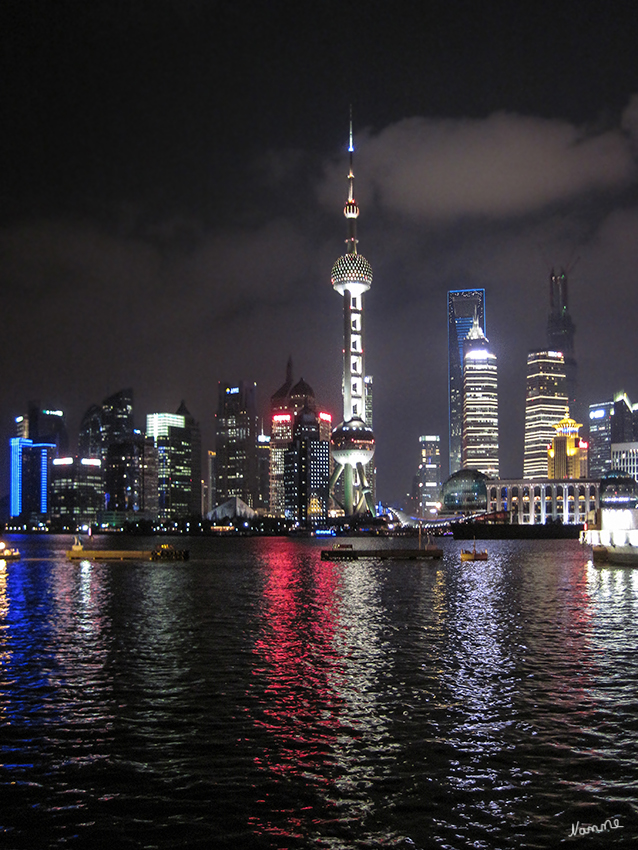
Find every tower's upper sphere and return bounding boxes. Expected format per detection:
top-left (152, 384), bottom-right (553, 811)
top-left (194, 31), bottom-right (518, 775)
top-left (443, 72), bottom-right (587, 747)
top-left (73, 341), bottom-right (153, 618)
top-left (331, 253), bottom-right (373, 296)
top-left (331, 417), bottom-right (375, 467)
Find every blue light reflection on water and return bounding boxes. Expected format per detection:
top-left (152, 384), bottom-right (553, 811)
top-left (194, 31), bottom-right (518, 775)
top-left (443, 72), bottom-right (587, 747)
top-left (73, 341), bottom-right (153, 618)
top-left (0, 535), bottom-right (636, 848)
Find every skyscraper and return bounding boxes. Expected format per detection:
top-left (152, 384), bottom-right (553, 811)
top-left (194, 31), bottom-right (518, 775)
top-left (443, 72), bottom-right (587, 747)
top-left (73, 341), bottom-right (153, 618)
top-left (329, 117), bottom-right (375, 516)
top-left (547, 269), bottom-right (578, 421)
top-left (462, 315), bottom-right (499, 477)
top-left (100, 389), bottom-right (134, 457)
top-left (10, 403), bottom-right (67, 522)
top-left (215, 381), bottom-right (259, 508)
top-left (416, 435), bottom-right (442, 516)
top-left (268, 362), bottom-right (319, 517)
top-left (146, 403), bottom-right (201, 520)
top-left (284, 407), bottom-right (330, 528)
top-left (589, 392), bottom-right (638, 478)
top-left (523, 350), bottom-right (568, 478)
top-left (104, 435), bottom-right (159, 519)
top-left (448, 289), bottom-right (485, 475)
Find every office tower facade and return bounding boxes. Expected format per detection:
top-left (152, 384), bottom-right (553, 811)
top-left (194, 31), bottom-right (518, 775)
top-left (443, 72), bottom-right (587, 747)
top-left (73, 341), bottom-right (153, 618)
top-left (9, 437), bottom-right (56, 520)
top-left (147, 403), bottom-right (201, 520)
top-left (448, 289), bottom-right (485, 475)
top-left (257, 430), bottom-right (271, 512)
top-left (329, 118), bottom-right (375, 516)
top-left (103, 436), bottom-right (159, 519)
top-left (548, 415), bottom-right (588, 479)
top-left (588, 401), bottom-right (614, 478)
top-left (611, 442), bottom-right (638, 482)
top-left (417, 435), bottom-right (442, 516)
top-left (547, 269), bottom-right (579, 423)
top-left (206, 450), bottom-right (216, 515)
top-left (100, 389), bottom-right (134, 457)
top-left (588, 392), bottom-right (638, 478)
top-left (78, 404), bottom-right (103, 458)
top-left (215, 381), bottom-right (259, 508)
top-left (462, 315), bottom-right (499, 477)
top-left (50, 457), bottom-right (104, 526)
top-left (284, 407), bottom-right (330, 528)
top-left (9, 403), bottom-right (67, 522)
top-left (523, 350), bottom-right (568, 478)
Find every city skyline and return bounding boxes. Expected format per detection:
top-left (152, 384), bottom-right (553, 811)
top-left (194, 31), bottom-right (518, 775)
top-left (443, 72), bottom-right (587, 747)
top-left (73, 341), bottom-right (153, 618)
top-left (3, 2), bottom-right (638, 503)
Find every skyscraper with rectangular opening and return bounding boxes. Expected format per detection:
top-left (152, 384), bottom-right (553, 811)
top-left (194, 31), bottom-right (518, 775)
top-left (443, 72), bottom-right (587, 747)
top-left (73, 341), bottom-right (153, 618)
top-left (448, 289), bottom-right (485, 475)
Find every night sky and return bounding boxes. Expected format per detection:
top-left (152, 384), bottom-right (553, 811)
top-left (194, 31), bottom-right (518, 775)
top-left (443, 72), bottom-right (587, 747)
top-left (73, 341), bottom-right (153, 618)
top-left (3, 0), bottom-right (638, 504)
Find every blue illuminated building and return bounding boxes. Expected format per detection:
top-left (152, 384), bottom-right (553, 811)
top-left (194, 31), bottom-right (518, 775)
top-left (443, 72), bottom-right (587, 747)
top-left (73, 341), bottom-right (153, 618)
top-left (10, 437), bottom-right (56, 520)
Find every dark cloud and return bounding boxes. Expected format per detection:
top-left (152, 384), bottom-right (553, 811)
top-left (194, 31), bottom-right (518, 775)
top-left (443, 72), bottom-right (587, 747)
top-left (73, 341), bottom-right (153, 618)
top-left (3, 2), bottom-right (638, 503)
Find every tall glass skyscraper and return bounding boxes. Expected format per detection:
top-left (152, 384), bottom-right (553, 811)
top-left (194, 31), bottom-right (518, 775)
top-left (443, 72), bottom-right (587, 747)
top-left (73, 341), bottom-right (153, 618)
top-left (448, 289), bottom-right (485, 475)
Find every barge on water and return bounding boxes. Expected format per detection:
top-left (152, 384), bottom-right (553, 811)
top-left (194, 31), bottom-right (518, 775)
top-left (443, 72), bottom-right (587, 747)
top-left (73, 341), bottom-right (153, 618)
top-left (66, 539), bottom-right (189, 562)
top-left (321, 543), bottom-right (442, 561)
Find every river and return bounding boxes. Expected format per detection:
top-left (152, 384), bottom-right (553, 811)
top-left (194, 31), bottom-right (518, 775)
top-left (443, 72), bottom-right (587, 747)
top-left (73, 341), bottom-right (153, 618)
top-left (0, 534), bottom-right (636, 848)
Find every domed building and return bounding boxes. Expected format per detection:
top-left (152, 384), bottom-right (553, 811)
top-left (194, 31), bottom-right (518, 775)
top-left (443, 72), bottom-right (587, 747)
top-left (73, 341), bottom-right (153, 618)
top-left (442, 468), bottom-right (489, 512)
top-left (599, 469), bottom-right (638, 509)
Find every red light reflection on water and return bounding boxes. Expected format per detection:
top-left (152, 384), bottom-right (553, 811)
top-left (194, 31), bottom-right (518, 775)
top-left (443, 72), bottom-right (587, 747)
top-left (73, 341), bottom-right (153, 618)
top-left (248, 542), bottom-right (349, 841)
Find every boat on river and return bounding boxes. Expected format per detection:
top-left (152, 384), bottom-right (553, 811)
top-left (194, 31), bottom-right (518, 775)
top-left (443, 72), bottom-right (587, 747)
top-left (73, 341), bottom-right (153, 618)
top-left (0, 540), bottom-right (20, 560)
top-left (460, 540), bottom-right (488, 561)
top-left (66, 538), bottom-right (188, 562)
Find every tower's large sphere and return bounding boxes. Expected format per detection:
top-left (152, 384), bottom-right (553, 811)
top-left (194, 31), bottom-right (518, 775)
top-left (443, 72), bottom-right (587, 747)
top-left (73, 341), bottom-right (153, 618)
top-left (331, 418), bottom-right (375, 467)
top-left (331, 253), bottom-right (373, 296)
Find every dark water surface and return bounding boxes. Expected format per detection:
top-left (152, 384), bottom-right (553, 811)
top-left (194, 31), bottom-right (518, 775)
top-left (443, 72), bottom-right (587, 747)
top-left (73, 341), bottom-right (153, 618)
top-left (1, 535), bottom-right (637, 848)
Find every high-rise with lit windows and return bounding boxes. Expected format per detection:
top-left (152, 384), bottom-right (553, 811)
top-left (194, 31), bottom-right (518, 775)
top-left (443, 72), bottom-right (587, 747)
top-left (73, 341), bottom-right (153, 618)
top-left (147, 402), bottom-right (201, 519)
top-left (448, 289), bottom-right (485, 475)
top-left (215, 381), bottom-right (259, 508)
top-left (523, 350), bottom-right (568, 478)
top-left (462, 315), bottom-right (499, 477)
top-left (416, 435), bottom-right (442, 516)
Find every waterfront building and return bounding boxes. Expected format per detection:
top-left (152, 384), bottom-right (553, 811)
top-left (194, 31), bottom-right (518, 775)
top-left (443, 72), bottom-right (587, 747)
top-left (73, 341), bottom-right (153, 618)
top-left (486, 477), bottom-right (599, 525)
top-left (417, 435), bottom-right (442, 516)
top-left (49, 457), bottom-right (104, 526)
top-left (448, 288), bottom-right (485, 475)
top-left (523, 350), bottom-right (568, 478)
top-left (462, 315), bottom-right (499, 477)
top-left (215, 381), bottom-right (259, 509)
top-left (548, 415), bottom-right (588, 479)
top-left (284, 407), bottom-right (330, 528)
top-left (329, 117), bottom-right (375, 516)
top-left (146, 402), bottom-right (201, 519)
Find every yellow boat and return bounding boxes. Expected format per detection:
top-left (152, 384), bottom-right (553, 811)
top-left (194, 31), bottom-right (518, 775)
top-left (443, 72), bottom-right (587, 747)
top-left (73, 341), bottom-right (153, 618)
top-left (460, 540), bottom-right (488, 561)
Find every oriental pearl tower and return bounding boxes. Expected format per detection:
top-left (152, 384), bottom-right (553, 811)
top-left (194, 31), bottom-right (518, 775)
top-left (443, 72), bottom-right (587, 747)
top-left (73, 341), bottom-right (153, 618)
top-left (329, 116), bottom-right (376, 517)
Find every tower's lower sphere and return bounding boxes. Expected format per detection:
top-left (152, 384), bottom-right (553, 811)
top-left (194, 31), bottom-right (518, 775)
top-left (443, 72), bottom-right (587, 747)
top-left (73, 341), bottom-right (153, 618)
top-left (331, 418), bottom-right (375, 467)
